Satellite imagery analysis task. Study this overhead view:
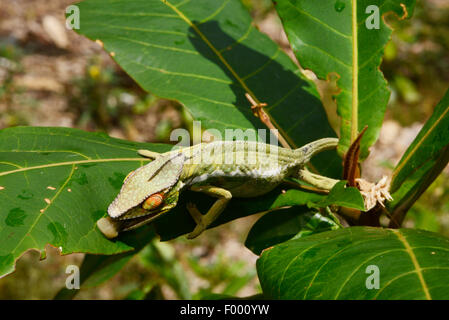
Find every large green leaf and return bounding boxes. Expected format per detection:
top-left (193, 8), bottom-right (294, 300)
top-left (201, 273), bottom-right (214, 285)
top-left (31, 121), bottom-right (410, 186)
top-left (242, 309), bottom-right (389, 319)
top-left (75, 0), bottom-right (342, 176)
top-left (0, 126), bottom-right (171, 277)
top-left (388, 89), bottom-right (449, 225)
top-left (274, 0), bottom-right (415, 157)
top-left (257, 227), bottom-right (449, 299)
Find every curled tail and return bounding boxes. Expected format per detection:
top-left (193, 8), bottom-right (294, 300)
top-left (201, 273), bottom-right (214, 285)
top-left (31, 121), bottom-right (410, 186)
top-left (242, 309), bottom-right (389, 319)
top-left (295, 138), bottom-right (339, 164)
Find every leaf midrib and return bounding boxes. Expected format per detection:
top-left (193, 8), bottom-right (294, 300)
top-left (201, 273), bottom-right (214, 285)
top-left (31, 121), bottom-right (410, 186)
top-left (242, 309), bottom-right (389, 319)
top-left (392, 229), bottom-right (431, 300)
top-left (0, 158), bottom-right (147, 177)
top-left (391, 103), bottom-right (449, 180)
top-left (351, 0), bottom-right (358, 143)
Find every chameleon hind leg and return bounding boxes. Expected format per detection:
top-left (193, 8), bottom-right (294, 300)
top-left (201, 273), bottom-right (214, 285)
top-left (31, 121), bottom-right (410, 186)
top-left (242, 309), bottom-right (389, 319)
top-left (186, 185), bottom-right (232, 239)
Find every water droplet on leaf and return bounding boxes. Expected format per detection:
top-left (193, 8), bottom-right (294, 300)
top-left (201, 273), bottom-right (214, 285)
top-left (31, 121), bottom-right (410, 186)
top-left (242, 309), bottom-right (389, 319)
top-left (334, 0), bottom-right (345, 12)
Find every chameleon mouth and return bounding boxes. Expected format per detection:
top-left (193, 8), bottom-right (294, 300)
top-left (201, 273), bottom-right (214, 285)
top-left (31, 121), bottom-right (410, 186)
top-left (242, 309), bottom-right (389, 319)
top-left (120, 209), bottom-right (164, 231)
top-left (97, 209), bottom-right (166, 239)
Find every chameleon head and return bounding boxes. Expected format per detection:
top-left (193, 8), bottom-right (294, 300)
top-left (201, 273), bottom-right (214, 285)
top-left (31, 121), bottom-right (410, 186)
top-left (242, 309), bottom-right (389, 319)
top-left (97, 152), bottom-right (185, 239)
top-left (97, 183), bottom-right (181, 239)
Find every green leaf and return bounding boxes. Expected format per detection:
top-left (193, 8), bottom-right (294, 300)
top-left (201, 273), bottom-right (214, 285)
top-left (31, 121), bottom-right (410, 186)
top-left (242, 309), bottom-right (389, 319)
top-left (245, 207), bottom-right (340, 255)
top-left (315, 180), bottom-right (365, 209)
top-left (388, 89), bottom-right (449, 224)
top-left (257, 227), bottom-right (449, 299)
top-left (0, 126), bottom-right (170, 278)
top-left (274, 0), bottom-right (415, 158)
top-left (75, 0), bottom-right (342, 176)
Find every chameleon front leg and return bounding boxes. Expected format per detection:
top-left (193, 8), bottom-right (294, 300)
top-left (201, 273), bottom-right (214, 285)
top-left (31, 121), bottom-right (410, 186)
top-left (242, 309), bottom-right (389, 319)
top-left (137, 149), bottom-right (161, 159)
top-left (186, 185), bottom-right (232, 239)
top-left (138, 147), bottom-right (188, 160)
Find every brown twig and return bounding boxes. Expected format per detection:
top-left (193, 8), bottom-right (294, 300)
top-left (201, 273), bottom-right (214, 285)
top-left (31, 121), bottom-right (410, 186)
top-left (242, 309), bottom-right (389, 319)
top-left (245, 93), bottom-right (291, 149)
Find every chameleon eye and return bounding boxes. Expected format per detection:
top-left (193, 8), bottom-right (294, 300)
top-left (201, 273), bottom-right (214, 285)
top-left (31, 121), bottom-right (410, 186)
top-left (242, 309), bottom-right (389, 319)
top-left (142, 192), bottom-right (164, 210)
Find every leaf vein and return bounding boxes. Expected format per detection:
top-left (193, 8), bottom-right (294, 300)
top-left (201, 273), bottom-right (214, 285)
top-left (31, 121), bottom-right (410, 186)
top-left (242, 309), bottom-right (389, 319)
top-left (391, 229), bottom-right (431, 300)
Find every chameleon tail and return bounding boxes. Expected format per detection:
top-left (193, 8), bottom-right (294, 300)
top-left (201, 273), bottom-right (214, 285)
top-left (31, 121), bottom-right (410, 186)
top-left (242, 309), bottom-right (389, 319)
top-left (293, 138), bottom-right (340, 191)
top-left (295, 137), bottom-right (339, 164)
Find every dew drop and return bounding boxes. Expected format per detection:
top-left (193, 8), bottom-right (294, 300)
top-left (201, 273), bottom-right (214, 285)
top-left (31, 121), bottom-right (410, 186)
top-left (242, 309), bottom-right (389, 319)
top-left (334, 0), bottom-right (345, 12)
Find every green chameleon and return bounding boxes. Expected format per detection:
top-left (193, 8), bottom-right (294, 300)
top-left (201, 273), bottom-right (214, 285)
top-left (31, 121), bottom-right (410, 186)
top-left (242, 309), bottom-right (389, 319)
top-left (97, 138), bottom-right (339, 239)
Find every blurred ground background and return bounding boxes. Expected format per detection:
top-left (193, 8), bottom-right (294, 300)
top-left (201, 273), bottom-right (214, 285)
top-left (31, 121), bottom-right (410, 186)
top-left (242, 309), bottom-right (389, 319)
top-left (0, 0), bottom-right (448, 299)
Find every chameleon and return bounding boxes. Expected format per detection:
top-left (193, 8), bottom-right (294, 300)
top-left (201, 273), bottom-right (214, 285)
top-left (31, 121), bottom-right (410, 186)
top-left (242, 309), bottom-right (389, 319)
top-left (97, 138), bottom-right (340, 239)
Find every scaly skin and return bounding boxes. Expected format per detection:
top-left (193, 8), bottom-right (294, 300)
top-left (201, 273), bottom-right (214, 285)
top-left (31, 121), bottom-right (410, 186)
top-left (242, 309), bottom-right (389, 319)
top-left (97, 138), bottom-right (339, 239)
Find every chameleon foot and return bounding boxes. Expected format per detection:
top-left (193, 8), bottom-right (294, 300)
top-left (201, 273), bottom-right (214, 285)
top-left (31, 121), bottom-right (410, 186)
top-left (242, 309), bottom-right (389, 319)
top-left (186, 186), bottom-right (232, 239)
top-left (186, 224), bottom-right (206, 239)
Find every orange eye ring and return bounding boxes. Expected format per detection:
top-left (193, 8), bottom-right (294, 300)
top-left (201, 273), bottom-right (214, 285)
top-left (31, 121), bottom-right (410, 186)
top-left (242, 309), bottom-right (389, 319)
top-left (142, 192), bottom-right (164, 210)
